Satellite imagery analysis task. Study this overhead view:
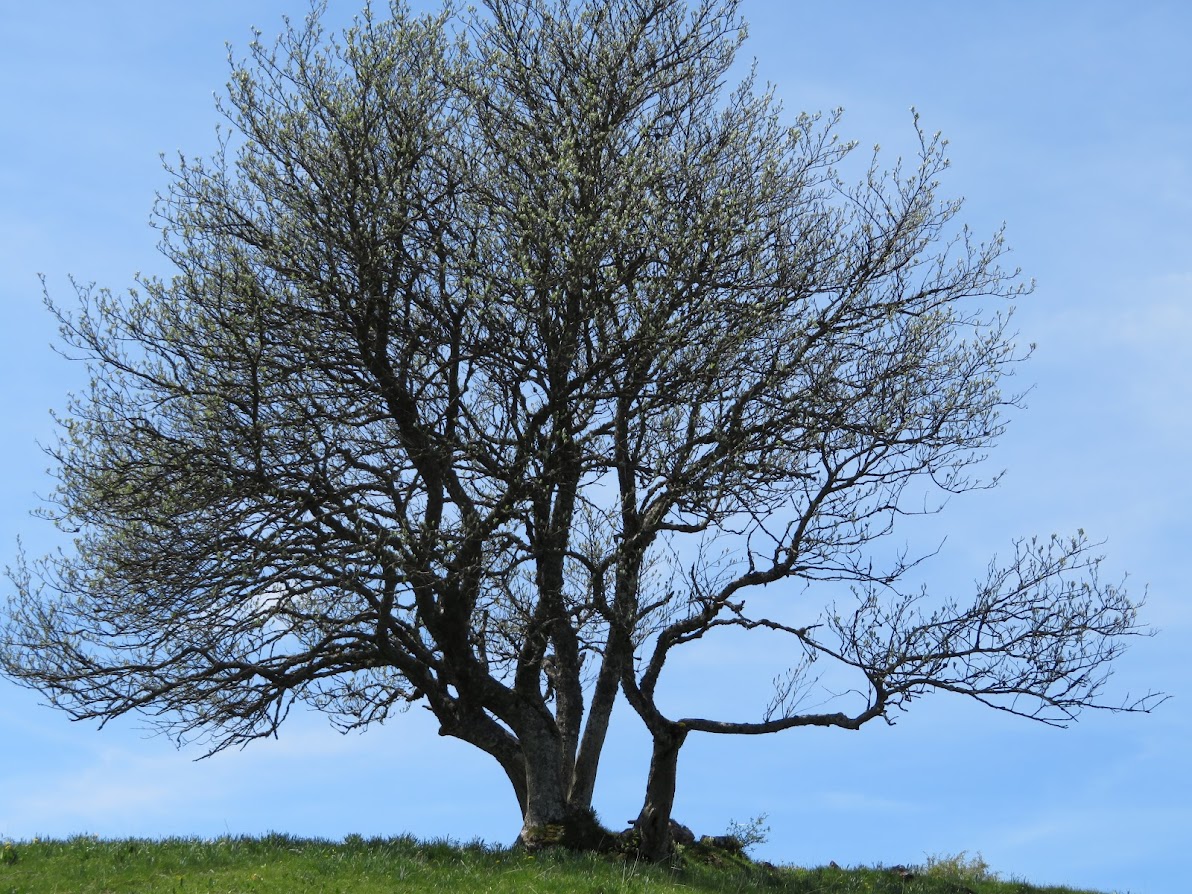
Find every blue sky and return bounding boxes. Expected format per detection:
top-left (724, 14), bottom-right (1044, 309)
top-left (1, 2), bottom-right (1188, 892)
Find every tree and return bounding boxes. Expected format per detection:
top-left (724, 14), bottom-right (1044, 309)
top-left (2, 0), bottom-right (1159, 859)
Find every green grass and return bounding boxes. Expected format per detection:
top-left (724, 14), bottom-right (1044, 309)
top-left (0, 834), bottom-right (1113, 894)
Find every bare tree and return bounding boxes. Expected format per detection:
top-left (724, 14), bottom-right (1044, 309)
top-left (2, 0), bottom-right (1158, 858)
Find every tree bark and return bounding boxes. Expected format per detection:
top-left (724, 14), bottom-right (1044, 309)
top-left (634, 723), bottom-right (688, 862)
top-left (568, 623), bottom-right (631, 807)
top-left (514, 704), bottom-right (581, 847)
top-left (519, 731), bottom-right (570, 843)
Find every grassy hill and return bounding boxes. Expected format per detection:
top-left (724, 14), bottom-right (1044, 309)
top-left (0, 833), bottom-right (1111, 894)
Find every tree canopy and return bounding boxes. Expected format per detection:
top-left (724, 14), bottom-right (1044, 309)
top-left (2, 0), bottom-right (1159, 859)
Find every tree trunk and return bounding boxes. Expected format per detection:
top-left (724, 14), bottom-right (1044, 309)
top-left (511, 706), bottom-right (620, 852)
top-left (517, 715), bottom-right (569, 838)
top-left (634, 724), bottom-right (688, 862)
top-left (568, 626), bottom-right (630, 807)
